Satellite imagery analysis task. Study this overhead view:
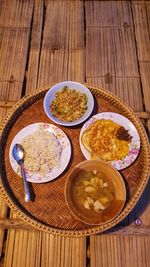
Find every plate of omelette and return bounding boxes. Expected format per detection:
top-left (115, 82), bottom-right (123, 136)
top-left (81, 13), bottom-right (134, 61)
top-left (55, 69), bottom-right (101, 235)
top-left (79, 112), bottom-right (140, 170)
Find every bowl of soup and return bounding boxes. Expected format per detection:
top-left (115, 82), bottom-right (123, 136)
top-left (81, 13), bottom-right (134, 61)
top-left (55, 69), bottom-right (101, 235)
top-left (65, 160), bottom-right (126, 225)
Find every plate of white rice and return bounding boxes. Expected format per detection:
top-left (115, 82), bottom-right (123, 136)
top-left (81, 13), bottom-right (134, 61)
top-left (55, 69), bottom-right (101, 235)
top-left (9, 123), bottom-right (71, 183)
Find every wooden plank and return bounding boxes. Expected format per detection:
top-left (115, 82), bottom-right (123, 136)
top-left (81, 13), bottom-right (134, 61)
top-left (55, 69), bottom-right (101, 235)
top-left (0, 198), bottom-right (7, 258)
top-left (26, 0), bottom-right (44, 93)
top-left (0, 28), bottom-right (30, 82)
top-left (0, 2), bottom-right (33, 261)
top-left (0, 108), bottom-right (11, 124)
top-left (38, 0), bottom-right (85, 87)
top-left (108, 225), bottom-right (150, 236)
top-left (42, 0), bottom-right (84, 50)
top-left (146, 3), bottom-right (150, 32)
top-left (0, 82), bottom-right (22, 101)
top-left (29, 0), bottom-right (43, 51)
top-left (38, 49), bottom-right (84, 87)
top-left (140, 62), bottom-right (150, 112)
top-left (0, 105), bottom-right (15, 259)
top-left (0, 218), bottom-right (34, 230)
top-left (0, 82), bottom-right (24, 133)
top-left (3, 229), bottom-right (16, 267)
top-left (86, 27), bottom-right (139, 78)
top-left (41, 234), bottom-right (86, 267)
top-left (133, 1), bottom-right (150, 5)
top-left (0, 1), bottom-right (41, 258)
top-left (3, 212), bottom-right (41, 266)
top-left (4, 229), bottom-right (42, 267)
top-left (25, 231), bottom-right (41, 267)
top-left (90, 235), bottom-right (150, 267)
top-left (140, 62), bottom-right (150, 132)
top-left (136, 111), bottom-right (150, 119)
top-left (136, 3), bottom-right (150, 132)
top-left (87, 77), bottom-right (143, 111)
top-left (0, 100), bottom-right (17, 108)
top-left (26, 51), bottom-right (41, 93)
top-left (132, 2), bottom-right (150, 62)
top-left (85, 1), bottom-right (133, 27)
top-left (4, 229), bottom-right (86, 267)
top-left (132, 3), bottom-right (150, 131)
top-left (0, 0), bottom-right (33, 28)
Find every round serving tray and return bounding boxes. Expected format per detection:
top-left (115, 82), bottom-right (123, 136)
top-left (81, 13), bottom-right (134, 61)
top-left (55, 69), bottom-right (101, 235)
top-left (0, 83), bottom-right (150, 237)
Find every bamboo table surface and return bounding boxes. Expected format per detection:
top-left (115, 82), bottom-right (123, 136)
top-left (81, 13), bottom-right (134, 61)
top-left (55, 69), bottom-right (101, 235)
top-left (0, 1), bottom-right (150, 266)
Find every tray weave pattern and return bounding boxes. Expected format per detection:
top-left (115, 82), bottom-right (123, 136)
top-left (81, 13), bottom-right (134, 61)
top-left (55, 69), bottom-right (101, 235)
top-left (0, 83), bottom-right (150, 237)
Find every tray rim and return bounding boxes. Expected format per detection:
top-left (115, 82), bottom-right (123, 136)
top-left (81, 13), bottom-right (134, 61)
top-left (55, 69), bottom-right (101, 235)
top-left (0, 82), bottom-right (150, 237)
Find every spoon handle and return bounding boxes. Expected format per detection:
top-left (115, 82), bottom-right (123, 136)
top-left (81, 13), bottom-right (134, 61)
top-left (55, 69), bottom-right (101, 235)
top-left (20, 163), bottom-right (31, 202)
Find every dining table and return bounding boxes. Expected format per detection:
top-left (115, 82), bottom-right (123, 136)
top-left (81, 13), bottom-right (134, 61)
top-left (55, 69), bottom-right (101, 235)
top-left (0, 0), bottom-right (150, 266)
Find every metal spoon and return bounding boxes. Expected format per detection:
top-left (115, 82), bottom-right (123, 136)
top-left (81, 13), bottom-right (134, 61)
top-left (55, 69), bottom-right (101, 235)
top-left (12, 144), bottom-right (31, 202)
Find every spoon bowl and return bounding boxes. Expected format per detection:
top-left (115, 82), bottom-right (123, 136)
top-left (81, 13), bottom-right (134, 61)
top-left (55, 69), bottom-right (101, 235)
top-left (12, 144), bottom-right (25, 163)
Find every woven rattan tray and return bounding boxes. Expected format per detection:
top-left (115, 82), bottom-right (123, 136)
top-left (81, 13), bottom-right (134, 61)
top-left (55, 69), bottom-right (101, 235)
top-left (0, 83), bottom-right (150, 237)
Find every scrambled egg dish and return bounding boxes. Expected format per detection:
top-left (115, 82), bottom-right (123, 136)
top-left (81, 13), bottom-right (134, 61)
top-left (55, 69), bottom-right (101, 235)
top-left (81, 119), bottom-right (132, 161)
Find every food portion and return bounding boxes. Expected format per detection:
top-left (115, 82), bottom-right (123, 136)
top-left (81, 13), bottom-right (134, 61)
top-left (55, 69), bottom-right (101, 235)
top-left (21, 129), bottom-right (62, 175)
top-left (81, 119), bottom-right (132, 161)
top-left (50, 86), bottom-right (88, 122)
top-left (75, 169), bottom-right (115, 213)
top-left (116, 126), bottom-right (132, 141)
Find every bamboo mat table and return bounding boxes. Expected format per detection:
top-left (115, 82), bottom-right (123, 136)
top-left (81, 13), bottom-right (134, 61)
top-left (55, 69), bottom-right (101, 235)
top-left (0, 1), bottom-right (150, 266)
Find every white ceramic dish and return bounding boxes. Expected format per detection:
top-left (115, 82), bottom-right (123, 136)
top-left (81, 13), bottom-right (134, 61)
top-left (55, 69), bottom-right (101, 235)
top-left (79, 112), bottom-right (140, 170)
top-left (43, 81), bottom-right (94, 126)
top-left (9, 123), bottom-right (71, 183)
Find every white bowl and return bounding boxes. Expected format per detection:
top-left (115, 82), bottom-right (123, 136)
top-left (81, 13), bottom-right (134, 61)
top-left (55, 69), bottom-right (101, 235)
top-left (43, 81), bottom-right (94, 126)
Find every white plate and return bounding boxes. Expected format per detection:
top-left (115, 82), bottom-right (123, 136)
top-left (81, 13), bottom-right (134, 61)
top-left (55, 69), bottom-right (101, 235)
top-left (79, 112), bottom-right (140, 170)
top-left (9, 123), bottom-right (71, 183)
top-left (43, 81), bottom-right (94, 126)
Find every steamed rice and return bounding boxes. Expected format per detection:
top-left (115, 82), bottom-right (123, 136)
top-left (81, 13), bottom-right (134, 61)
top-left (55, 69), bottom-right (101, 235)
top-left (21, 129), bottom-right (62, 175)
